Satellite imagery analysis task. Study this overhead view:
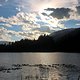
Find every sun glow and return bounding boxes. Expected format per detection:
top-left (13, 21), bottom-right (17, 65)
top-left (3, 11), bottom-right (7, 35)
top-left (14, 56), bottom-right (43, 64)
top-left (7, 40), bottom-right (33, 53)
top-left (38, 12), bottom-right (59, 27)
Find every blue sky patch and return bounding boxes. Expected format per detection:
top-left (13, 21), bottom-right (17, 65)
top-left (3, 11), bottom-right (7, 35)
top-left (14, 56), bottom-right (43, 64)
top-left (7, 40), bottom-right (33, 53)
top-left (6, 25), bottom-right (22, 32)
top-left (0, 3), bottom-right (18, 18)
top-left (61, 20), bottom-right (80, 28)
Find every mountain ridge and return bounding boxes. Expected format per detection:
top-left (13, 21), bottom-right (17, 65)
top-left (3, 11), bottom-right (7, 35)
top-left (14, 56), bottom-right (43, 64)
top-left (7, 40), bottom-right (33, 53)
top-left (50, 28), bottom-right (80, 42)
top-left (0, 28), bottom-right (80, 52)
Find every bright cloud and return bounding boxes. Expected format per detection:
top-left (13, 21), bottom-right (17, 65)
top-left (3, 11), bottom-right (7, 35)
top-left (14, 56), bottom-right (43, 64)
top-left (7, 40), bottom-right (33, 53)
top-left (16, 0), bottom-right (79, 12)
top-left (0, 0), bottom-right (80, 41)
top-left (0, 12), bottom-right (66, 41)
top-left (0, 27), bottom-right (12, 41)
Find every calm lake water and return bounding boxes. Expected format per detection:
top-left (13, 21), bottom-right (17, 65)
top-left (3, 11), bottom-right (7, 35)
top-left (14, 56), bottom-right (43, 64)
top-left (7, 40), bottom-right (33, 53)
top-left (0, 53), bottom-right (80, 80)
top-left (0, 53), bottom-right (80, 65)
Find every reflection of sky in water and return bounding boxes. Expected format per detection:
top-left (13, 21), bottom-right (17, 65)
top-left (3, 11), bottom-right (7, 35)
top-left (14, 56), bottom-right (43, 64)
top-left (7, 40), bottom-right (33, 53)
top-left (0, 53), bottom-right (80, 80)
top-left (0, 53), bottom-right (22, 64)
top-left (0, 53), bottom-right (80, 66)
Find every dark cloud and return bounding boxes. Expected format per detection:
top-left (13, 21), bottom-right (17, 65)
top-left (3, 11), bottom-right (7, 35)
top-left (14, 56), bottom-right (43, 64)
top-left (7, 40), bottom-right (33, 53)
top-left (42, 13), bottom-right (48, 16)
top-left (78, 0), bottom-right (80, 5)
top-left (76, 6), bottom-right (80, 15)
top-left (45, 8), bottom-right (71, 19)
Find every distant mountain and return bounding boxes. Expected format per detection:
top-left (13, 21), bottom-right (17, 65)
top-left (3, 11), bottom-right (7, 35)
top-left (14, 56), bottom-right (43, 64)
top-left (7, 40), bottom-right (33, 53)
top-left (50, 28), bottom-right (78, 42)
top-left (0, 28), bottom-right (80, 52)
top-left (0, 41), bottom-right (9, 44)
top-left (50, 28), bottom-right (80, 52)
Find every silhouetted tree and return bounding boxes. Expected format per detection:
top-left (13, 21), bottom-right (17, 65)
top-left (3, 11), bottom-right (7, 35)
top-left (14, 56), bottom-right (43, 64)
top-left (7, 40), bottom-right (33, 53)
top-left (0, 35), bottom-right (55, 52)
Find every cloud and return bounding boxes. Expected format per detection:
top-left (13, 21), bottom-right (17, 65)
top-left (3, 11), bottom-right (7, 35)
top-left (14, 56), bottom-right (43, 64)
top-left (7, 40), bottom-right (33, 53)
top-left (11, 0), bottom-right (79, 12)
top-left (0, 0), bottom-right (79, 17)
top-left (0, 27), bottom-right (25, 41)
top-left (0, 0), bottom-right (79, 13)
top-left (76, 6), bottom-right (80, 15)
top-left (44, 5), bottom-right (80, 20)
top-left (0, 27), bottom-right (12, 41)
top-left (45, 8), bottom-right (71, 19)
top-left (42, 6), bottom-right (80, 31)
top-left (0, 12), bottom-right (66, 41)
top-left (0, 0), bottom-right (79, 41)
top-left (78, 0), bottom-right (80, 5)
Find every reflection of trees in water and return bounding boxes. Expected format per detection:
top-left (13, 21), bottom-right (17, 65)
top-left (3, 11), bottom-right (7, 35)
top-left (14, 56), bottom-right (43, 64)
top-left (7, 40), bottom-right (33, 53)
top-left (0, 64), bottom-right (80, 80)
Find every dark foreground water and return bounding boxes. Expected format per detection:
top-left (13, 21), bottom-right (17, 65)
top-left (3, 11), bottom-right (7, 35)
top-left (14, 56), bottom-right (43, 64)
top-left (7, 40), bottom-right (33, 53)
top-left (0, 53), bottom-right (80, 80)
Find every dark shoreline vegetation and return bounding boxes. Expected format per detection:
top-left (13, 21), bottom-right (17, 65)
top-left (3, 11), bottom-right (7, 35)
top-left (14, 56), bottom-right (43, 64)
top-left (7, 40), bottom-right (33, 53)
top-left (0, 28), bottom-right (80, 52)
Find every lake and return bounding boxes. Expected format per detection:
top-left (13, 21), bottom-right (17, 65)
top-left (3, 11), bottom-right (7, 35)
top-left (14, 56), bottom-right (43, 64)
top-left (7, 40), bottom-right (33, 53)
top-left (0, 53), bottom-right (80, 80)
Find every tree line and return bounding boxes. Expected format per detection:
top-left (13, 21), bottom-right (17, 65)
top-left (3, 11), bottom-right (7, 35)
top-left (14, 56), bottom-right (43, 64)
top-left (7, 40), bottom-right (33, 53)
top-left (0, 34), bottom-right (80, 52)
top-left (0, 35), bottom-right (55, 52)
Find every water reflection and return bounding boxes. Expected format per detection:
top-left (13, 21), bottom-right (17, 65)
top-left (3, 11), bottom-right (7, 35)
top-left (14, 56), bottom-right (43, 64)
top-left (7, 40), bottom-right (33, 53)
top-left (0, 53), bottom-right (80, 65)
top-left (0, 53), bottom-right (80, 80)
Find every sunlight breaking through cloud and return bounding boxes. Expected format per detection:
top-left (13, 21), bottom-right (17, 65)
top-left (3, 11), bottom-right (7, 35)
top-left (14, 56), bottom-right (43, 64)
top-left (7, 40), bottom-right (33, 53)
top-left (16, 0), bottom-right (78, 12)
top-left (0, 12), bottom-right (66, 41)
top-left (0, 0), bottom-right (79, 41)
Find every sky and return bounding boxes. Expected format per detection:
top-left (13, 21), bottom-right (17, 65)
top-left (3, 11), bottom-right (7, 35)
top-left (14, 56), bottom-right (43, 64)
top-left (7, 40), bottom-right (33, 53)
top-left (0, 0), bottom-right (80, 41)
